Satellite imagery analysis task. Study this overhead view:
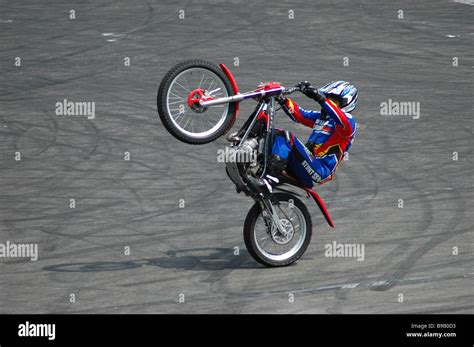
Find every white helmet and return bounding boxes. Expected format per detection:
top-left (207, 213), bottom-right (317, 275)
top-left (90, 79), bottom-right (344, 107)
top-left (319, 81), bottom-right (358, 113)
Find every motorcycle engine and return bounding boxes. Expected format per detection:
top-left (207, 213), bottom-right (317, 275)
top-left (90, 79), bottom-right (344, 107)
top-left (237, 138), bottom-right (258, 164)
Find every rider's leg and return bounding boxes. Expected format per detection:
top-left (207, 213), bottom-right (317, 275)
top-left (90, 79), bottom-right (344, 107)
top-left (247, 130), bottom-right (291, 194)
top-left (286, 138), bottom-right (332, 187)
top-left (267, 130), bottom-right (291, 177)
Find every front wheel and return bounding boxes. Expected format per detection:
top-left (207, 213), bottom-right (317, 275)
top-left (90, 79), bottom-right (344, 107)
top-left (244, 193), bottom-right (312, 267)
top-left (157, 59), bottom-right (237, 145)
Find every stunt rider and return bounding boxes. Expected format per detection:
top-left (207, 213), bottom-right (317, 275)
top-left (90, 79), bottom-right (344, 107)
top-left (254, 81), bottom-right (357, 193)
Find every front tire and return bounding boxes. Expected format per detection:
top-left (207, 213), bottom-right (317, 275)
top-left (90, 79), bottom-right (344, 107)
top-left (244, 193), bottom-right (312, 267)
top-left (157, 59), bottom-right (237, 145)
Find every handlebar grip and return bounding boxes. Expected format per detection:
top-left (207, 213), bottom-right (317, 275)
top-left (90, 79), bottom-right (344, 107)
top-left (283, 87), bottom-right (297, 95)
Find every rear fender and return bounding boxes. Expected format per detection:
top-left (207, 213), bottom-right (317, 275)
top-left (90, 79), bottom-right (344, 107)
top-left (304, 188), bottom-right (335, 228)
top-left (278, 173), bottom-right (335, 228)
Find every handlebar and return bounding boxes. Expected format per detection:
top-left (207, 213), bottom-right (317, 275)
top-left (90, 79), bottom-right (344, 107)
top-left (200, 83), bottom-right (303, 108)
top-left (282, 86), bottom-right (299, 95)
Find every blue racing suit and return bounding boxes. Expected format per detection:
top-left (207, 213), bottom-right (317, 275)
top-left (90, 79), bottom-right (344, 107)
top-left (272, 97), bottom-right (356, 187)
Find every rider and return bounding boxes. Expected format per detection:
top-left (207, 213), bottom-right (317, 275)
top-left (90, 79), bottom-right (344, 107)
top-left (255, 80), bottom-right (357, 194)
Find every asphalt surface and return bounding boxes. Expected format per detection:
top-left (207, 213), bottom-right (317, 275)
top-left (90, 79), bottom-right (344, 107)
top-left (0, 0), bottom-right (473, 313)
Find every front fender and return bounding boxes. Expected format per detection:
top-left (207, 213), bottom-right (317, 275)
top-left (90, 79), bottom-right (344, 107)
top-left (219, 63), bottom-right (239, 129)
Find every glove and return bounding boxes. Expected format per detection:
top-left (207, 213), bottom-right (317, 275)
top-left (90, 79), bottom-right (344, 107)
top-left (297, 81), bottom-right (325, 103)
top-left (296, 81), bottom-right (310, 93)
top-left (277, 95), bottom-right (288, 106)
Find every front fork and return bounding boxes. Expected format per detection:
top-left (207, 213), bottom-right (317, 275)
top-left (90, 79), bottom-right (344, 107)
top-left (234, 96), bottom-right (275, 178)
top-left (231, 96), bottom-right (287, 234)
top-left (260, 96), bottom-right (275, 178)
top-left (255, 97), bottom-right (287, 234)
top-left (259, 195), bottom-right (288, 236)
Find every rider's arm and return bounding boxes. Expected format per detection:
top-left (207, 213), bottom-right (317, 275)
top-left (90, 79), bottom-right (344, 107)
top-left (279, 98), bottom-right (320, 128)
top-left (302, 87), bottom-right (354, 136)
top-left (319, 99), bottom-right (354, 135)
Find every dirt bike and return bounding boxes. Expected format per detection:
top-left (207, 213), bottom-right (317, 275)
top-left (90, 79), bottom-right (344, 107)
top-left (157, 60), bottom-right (335, 267)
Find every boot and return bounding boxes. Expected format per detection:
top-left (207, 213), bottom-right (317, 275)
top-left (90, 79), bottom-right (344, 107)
top-left (248, 155), bottom-right (287, 196)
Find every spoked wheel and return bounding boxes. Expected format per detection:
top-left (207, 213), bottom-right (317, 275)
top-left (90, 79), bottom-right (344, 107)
top-left (157, 60), bottom-right (237, 144)
top-left (244, 193), bottom-right (312, 267)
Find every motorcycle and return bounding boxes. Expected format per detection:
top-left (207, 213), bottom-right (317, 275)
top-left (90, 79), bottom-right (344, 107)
top-left (157, 60), bottom-right (335, 267)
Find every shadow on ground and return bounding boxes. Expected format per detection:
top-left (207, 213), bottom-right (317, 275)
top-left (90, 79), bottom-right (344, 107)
top-left (43, 247), bottom-right (259, 272)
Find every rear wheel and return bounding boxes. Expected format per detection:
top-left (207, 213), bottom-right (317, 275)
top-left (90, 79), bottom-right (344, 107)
top-left (157, 60), bottom-right (237, 144)
top-left (244, 193), bottom-right (312, 267)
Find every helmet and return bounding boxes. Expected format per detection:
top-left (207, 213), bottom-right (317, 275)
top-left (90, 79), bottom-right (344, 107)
top-left (319, 81), bottom-right (358, 113)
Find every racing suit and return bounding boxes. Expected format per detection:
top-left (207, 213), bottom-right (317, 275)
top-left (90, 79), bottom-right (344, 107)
top-left (272, 97), bottom-right (356, 187)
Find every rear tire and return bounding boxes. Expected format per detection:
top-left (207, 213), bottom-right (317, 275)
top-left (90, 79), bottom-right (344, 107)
top-left (157, 59), bottom-right (237, 145)
top-left (244, 193), bottom-right (312, 267)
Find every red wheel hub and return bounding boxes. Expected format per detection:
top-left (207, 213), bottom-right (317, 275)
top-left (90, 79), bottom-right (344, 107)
top-left (187, 88), bottom-right (216, 112)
